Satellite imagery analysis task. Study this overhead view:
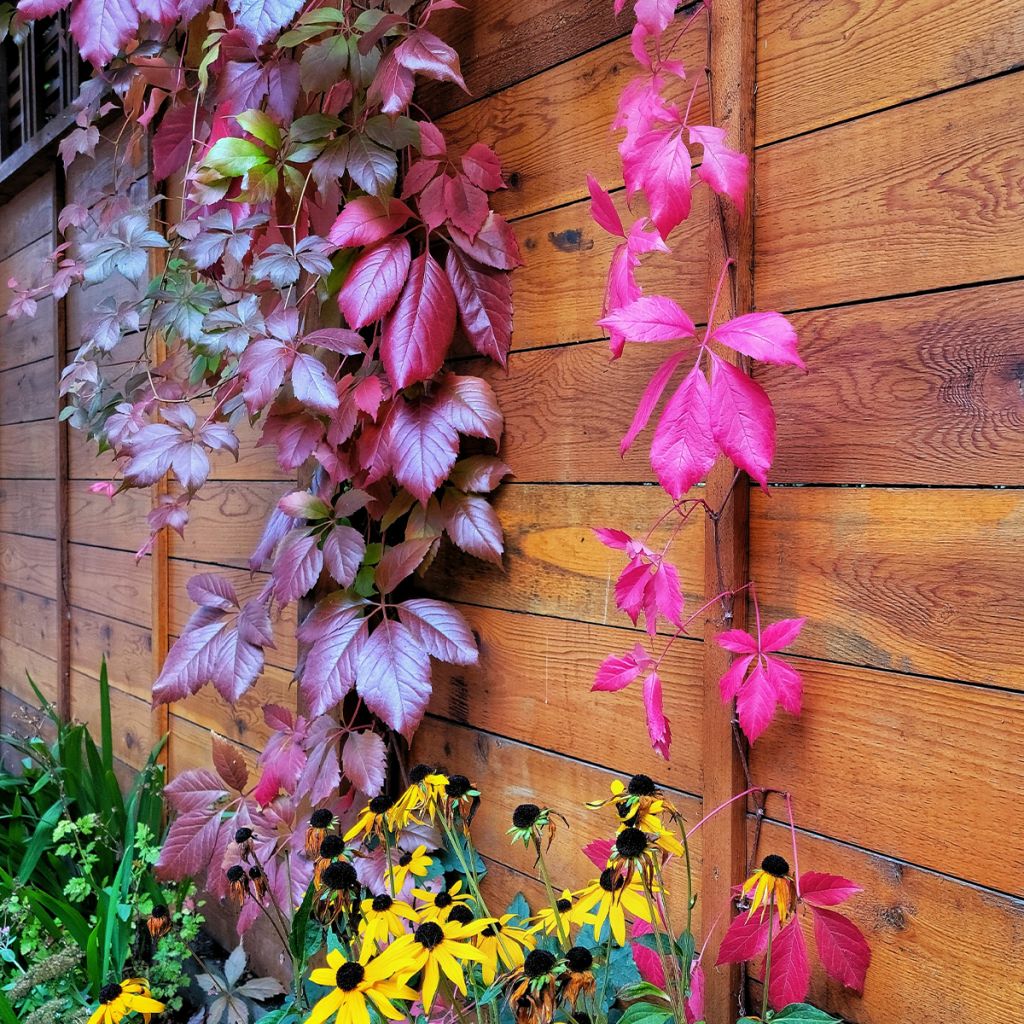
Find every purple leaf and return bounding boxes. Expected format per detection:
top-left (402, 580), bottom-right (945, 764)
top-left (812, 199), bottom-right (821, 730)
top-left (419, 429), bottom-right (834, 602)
top-left (355, 621), bottom-right (432, 739)
top-left (442, 490), bottom-right (503, 565)
top-left (435, 373), bottom-right (503, 442)
top-left (271, 531), bottom-right (324, 604)
top-left (398, 598), bottom-right (478, 665)
top-left (186, 573), bottom-right (238, 611)
top-left (164, 769), bottom-right (228, 814)
top-left (292, 352), bottom-right (339, 414)
top-left (323, 525), bottom-right (366, 588)
top-left (342, 729), bottom-right (387, 796)
top-left (445, 248), bottom-right (513, 367)
top-left (387, 397), bottom-right (460, 504)
top-left (338, 238), bottom-right (411, 330)
top-left (375, 538), bottom-right (436, 594)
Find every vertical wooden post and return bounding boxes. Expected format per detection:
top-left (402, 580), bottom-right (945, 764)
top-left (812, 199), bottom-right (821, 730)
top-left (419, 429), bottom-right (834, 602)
top-left (53, 167), bottom-right (70, 720)
top-left (700, 3), bottom-right (757, 1021)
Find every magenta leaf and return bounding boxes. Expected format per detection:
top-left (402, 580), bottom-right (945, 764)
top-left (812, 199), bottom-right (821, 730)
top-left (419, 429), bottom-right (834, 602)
top-left (342, 729), bottom-right (387, 796)
top-left (449, 456), bottom-right (511, 493)
top-left (292, 352), bottom-right (339, 414)
top-left (461, 143), bottom-right (504, 191)
top-left (164, 769), bottom-right (228, 814)
top-left (398, 598), bottom-right (478, 665)
top-left (710, 311), bottom-right (804, 369)
top-left (394, 29), bottom-right (466, 89)
top-left (621, 350), bottom-right (688, 455)
top-left (448, 212), bottom-right (522, 270)
top-left (299, 601), bottom-right (366, 716)
top-left (594, 527), bottom-right (632, 550)
top-left (716, 911), bottom-right (772, 965)
top-left (684, 962), bottom-right (704, 1024)
top-left (735, 662), bottom-right (776, 743)
top-left (650, 363), bottom-right (717, 498)
top-left (375, 537), bottom-right (436, 594)
top-left (442, 490), bottom-right (503, 564)
top-left (599, 295), bottom-right (696, 343)
top-left (630, 919), bottom-right (666, 987)
top-left (435, 373), bottom-right (503, 442)
top-left (690, 125), bottom-right (749, 212)
top-left (323, 525), bottom-right (366, 588)
top-left (387, 397), bottom-right (460, 503)
top-left (593, 644), bottom-right (650, 692)
top-left (355, 621), bottom-right (432, 739)
top-left (708, 354), bottom-right (776, 489)
top-left (799, 872), bottom-right (863, 908)
top-left (624, 126), bottom-right (692, 238)
top-left (328, 196), bottom-right (413, 248)
top-left (642, 670), bottom-right (671, 758)
top-left (156, 808), bottom-right (228, 883)
top-left (761, 617), bottom-right (806, 652)
top-left (583, 838), bottom-right (614, 870)
top-left (445, 248), bottom-right (513, 367)
top-left (444, 175), bottom-right (489, 238)
top-left (768, 918), bottom-right (811, 1010)
top-left (69, 0), bottom-right (139, 65)
top-left (382, 252), bottom-right (457, 389)
top-left (810, 906), bottom-right (871, 993)
top-left (587, 174), bottom-right (625, 238)
top-left (338, 237), bottom-right (411, 330)
top-left (271, 530), bottom-right (323, 604)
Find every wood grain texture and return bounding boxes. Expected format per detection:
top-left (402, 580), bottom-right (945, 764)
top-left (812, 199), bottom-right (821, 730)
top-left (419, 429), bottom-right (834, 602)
top-left (0, 421), bottom-right (52, 478)
top-left (510, 188), bottom-right (709, 351)
top-left (70, 604), bottom-right (153, 700)
top-left (0, 584), bottom-right (56, 660)
top-left (0, 638), bottom-right (58, 703)
top-left (0, 298), bottom-right (55, 372)
top-left (0, 533), bottom-right (57, 599)
top-left (761, 281), bottom-right (1024, 485)
top-left (429, 604), bottom-right (703, 793)
top-left (68, 542), bottom-right (151, 627)
top-left (168, 711), bottom-right (260, 780)
top-left (0, 478), bottom-right (55, 538)
top-left (750, 487), bottom-right (1024, 688)
top-left (439, 32), bottom-right (704, 221)
top-left (69, 671), bottom-right (155, 768)
top-left (67, 480), bottom-right (151, 550)
top-left (422, 483), bottom-right (704, 624)
top-left (756, 73), bottom-right (1024, 312)
top-left (757, 0), bottom-right (1024, 145)
top-left (752, 657), bottom-right (1023, 894)
top-left (421, 0), bottom-right (622, 116)
top-left (412, 715), bottom-right (703, 930)
top-left (0, 173), bottom-right (53, 262)
top-left (0, 357), bottom-right (55, 424)
top-left (756, 821), bottom-right (1024, 1024)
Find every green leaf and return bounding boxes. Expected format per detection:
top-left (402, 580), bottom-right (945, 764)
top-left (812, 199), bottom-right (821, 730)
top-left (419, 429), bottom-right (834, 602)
top-left (16, 798), bottom-right (61, 882)
top-left (616, 1002), bottom-right (673, 1024)
top-left (0, 988), bottom-right (19, 1024)
top-left (236, 109), bottom-right (283, 149)
top-left (618, 982), bottom-right (671, 1004)
top-left (364, 115), bottom-right (420, 151)
top-left (290, 113), bottom-right (341, 143)
top-left (300, 35), bottom-right (349, 92)
top-left (99, 655), bottom-right (113, 774)
top-left (206, 137), bottom-right (270, 176)
top-left (503, 891), bottom-right (531, 929)
top-left (768, 1005), bottom-right (843, 1023)
top-left (289, 881), bottom-right (318, 966)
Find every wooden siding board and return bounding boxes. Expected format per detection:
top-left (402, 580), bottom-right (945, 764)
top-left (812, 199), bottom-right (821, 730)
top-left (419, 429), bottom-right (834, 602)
top-left (67, 542), bottom-right (151, 626)
top-left (0, 356), bottom-right (54, 423)
top-left (0, 297), bottom-right (55, 372)
top-left (0, 173), bottom-right (53, 261)
top-left (0, 420), bottom-right (52, 478)
top-left (0, 532), bottom-right (56, 599)
top-left (756, 73), bottom-right (1024, 312)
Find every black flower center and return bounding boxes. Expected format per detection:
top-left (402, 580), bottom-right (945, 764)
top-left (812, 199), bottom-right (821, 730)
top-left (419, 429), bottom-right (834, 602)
top-left (409, 763), bottom-right (433, 784)
top-left (599, 868), bottom-right (626, 893)
top-left (151, 904), bottom-right (169, 919)
top-left (627, 774), bottom-right (656, 796)
top-left (336, 962), bottom-right (365, 991)
top-left (556, 898), bottom-right (572, 913)
top-left (234, 827), bottom-right (253, 843)
top-left (248, 866), bottom-right (263, 880)
top-left (319, 835), bottom-right (345, 859)
top-left (434, 891), bottom-right (454, 908)
top-left (615, 827), bottom-right (648, 859)
top-left (398, 852), bottom-right (412, 866)
top-left (573, 1014), bottom-right (593, 1024)
top-left (226, 865), bottom-right (245, 883)
top-left (369, 794), bottom-right (395, 814)
top-left (322, 861), bottom-right (357, 890)
top-left (512, 803), bottom-right (541, 829)
top-left (448, 905), bottom-right (475, 924)
top-left (310, 808), bottom-right (333, 829)
top-left (761, 854), bottom-right (790, 878)
top-left (371, 893), bottom-right (393, 912)
top-left (99, 984), bottom-right (123, 1003)
top-left (481, 921), bottom-right (503, 937)
top-left (446, 774), bottom-right (472, 799)
top-left (565, 946), bottom-right (593, 973)
top-left (415, 921), bottom-right (444, 949)
top-left (524, 949), bottom-right (556, 978)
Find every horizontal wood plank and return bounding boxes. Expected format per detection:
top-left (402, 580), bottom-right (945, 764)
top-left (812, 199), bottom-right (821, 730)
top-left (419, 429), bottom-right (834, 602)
top-left (0, 298), bottom-right (55, 372)
top-left (756, 73), bottom-right (1024, 311)
top-left (68, 542), bottom-right (151, 627)
top-left (168, 712), bottom-right (260, 782)
top-left (761, 280), bottom-right (1024, 485)
top-left (757, 0), bottom-right (1024, 145)
top-left (70, 605), bottom-right (153, 701)
top-left (0, 478), bottom-right (55, 538)
top-left (0, 173), bottom-right (53, 262)
top-left (0, 421), bottom-right (53, 478)
top-left (750, 487), bottom-right (1024, 687)
top-left (0, 533), bottom-right (56, 599)
top-left (0, 585), bottom-right (56, 660)
top-left (68, 480), bottom-right (151, 551)
top-left (69, 670), bottom-right (158, 769)
top-left (0, 357), bottom-right (55, 424)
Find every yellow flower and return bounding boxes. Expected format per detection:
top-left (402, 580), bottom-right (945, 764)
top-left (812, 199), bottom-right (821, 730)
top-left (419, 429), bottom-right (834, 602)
top-left (390, 765), bottom-right (450, 826)
top-left (475, 913), bottom-right (538, 984)
top-left (358, 893), bottom-right (418, 952)
top-left (344, 795), bottom-right (401, 843)
top-left (388, 917), bottom-right (489, 1010)
top-left (573, 869), bottom-right (658, 946)
top-left (306, 948), bottom-right (419, 1024)
top-left (530, 889), bottom-right (593, 937)
top-left (741, 854), bottom-right (795, 924)
top-left (87, 979), bottom-right (164, 1024)
top-left (412, 879), bottom-right (473, 923)
top-left (588, 775), bottom-right (677, 834)
top-left (385, 844), bottom-right (432, 893)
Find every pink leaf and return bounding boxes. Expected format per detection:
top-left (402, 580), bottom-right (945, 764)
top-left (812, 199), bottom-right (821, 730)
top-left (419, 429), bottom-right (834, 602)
top-left (768, 918), bottom-right (811, 1010)
top-left (152, 620), bottom-right (229, 704)
top-left (684, 962), bottom-right (704, 1024)
top-left (368, 50), bottom-right (415, 115)
top-left (761, 617), bottom-right (806, 652)
top-left (323, 525), bottom-right (366, 588)
top-left (810, 906), bottom-right (871, 993)
top-left (375, 537), bottom-right (436, 593)
top-left (633, 0), bottom-right (675, 36)
top-left (239, 338), bottom-right (291, 415)
top-left (593, 644), bottom-right (649, 692)
top-left (716, 911), bottom-right (771, 965)
top-left (355, 621), bottom-right (432, 739)
top-left (710, 312), bottom-right (804, 369)
top-left (587, 174), bottom-right (625, 238)
top-left (155, 809), bottom-right (227, 882)
top-left (650, 363), bottom-right (717, 498)
top-left (599, 295), bottom-right (696, 343)
top-left (594, 527), bottom-right (632, 550)
top-left (449, 456), bottom-right (511, 493)
top-left (271, 531), bottom-right (323, 604)
top-left (625, 126), bottom-right (692, 238)
top-left (69, 0), bottom-right (139, 65)
top-left (164, 769), bottom-right (227, 814)
top-left (297, 715), bottom-right (344, 805)
top-left (442, 490), bottom-right (503, 564)
top-left (353, 376), bottom-right (384, 419)
top-left (735, 662), bottom-right (776, 743)
top-left (584, 838), bottom-right (614, 870)
top-left (394, 29), bottom-right (465, 89)
top-left (228, 0), bottom-right (304, 45)
top-left (300, 603), bottom-right (366, 716)
top-left (398, 598), bottom-right (479, 665)
top-left (304, 328), bottom-right (367, 355)
top-left (708, 354), bottom-right (776, 489)
top-left (187, 573), bottom-right (238, 611)
top-left (328, 196), bottom-right (413, 247)
top-left (444, 175), bottom-right (489, 238)
top-left (292, 353), bottom-right (339, 414)
top-left (342, 729), bottom-right (387, 796)
top-left (382, 252), bottom-right (457, 389)
top-left (716, 628), bottom-right (758, 654)
top-left (445, 248), bottom-right (513, 367)
top-left (718, 653), bottom-right (753, 702)
top-left (435, 373), bottom-right (503, 442)
top-left (448, 212), bottom-right (522, 270)
top-left (799, 872), bottom-right (863, 908)
top-left (690, 125), bottom-right (749, 212)
top-left (631, 919), bottom-right (666, 987)
top-left (338, 237), bottom-right (412, 330)
top-left (387, 397), bottom-right (460, 503)
top-left (764, 655), bottom-right (803, 717)
top-left (461, 143), bottom-right (504, 191)
top-left (642, 671), bottom-right (671, 759)
top-left (621, 350), bottom-right (688, 455)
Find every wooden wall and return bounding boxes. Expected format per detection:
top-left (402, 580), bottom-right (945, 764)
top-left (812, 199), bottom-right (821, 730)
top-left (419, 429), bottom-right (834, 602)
top-left (0, 2), bottom-right (1022, 1020)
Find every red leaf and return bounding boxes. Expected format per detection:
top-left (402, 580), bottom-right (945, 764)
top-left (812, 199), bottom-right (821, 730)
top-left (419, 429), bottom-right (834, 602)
top-left (461, 143), bottom-right (504, 191)
top-left (381, 252), bottom-right (456, 389)
top-left (164, 769), bottom-right (227, 814)
top-left (398, 598), bottom-right (478, 665)
top-left (442, 490), bottom-right (503, 564)
top-left (323, 525), bottom-right (366, 587)
top-left (153, 102), bottom-right (196, 181)
top-left (292, 353), bottom-right (339, 414)
top-left (435, 373), bottom-right (503, 442)
top-left (444, 175), bottom-right (489, 238)
top-left (587, 174), bottom-right (625, 238)
top-left (387, 396), bottom-right (460, 503)
top-left (355, 621), bottom-right (432, 739)
top-left (152, 620), bottom-right (229, 704)
top-left (716, 911), bottom-right (771, 965)
top-left (328, 197), bottom-right (414, 248)
top-left (448, 211), bottom-right (522, 270)
top-left (394, 29), bottom-right (466, 89)
top-left (449, 456), bottom-right (511, 493)
top-left (155, 809), bottom-right (227, 882)
top-left (799, 872), bottom-right (863, 908)
top-left (338, 237), bottom-right (411, 330)
top-left (710, 311), bottom-right (803, 369)
top-left (650, 363), bottom-right (717, 498)
top-left (810, 906), bottom-right (871, 993)
top-left (304, 328), bottom-right (366, 355)
top-left (768, 918), bottom-right (811, 1010)
top-left (375, 537), bottom-right (436, 593)
top-left (70, 0), bottom-right (139, 65)
top-left (708, 354), bottom-right (775, 489)
top-left (342, 729), bottom-right (387, 796)
top-left (445, 248), bottom-right (513, 367)
top-left (212, 734), bottom-right (249, 792)
top-left (599, 295), bottom-right (696, 343)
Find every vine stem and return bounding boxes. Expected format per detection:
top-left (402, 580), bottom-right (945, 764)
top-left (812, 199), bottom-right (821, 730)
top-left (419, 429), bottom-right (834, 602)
top-left (761, 899), bottom-right (776, 1022)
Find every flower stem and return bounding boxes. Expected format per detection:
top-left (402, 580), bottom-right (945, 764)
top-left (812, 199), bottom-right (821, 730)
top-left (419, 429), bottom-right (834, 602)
top-left (534, 839), bottom-right (569, 951)
top-left (761, 899), bottom-right (776, 1022)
